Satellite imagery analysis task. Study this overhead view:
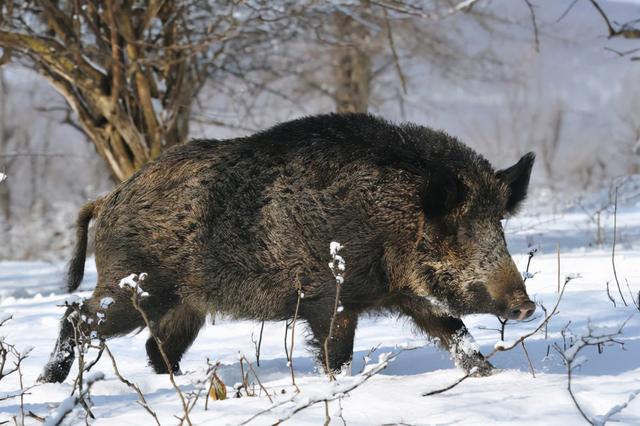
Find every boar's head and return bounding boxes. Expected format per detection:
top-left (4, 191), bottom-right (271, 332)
top-left (411, 152), bottom-right (536, 320)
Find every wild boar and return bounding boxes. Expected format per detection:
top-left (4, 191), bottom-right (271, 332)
top-left (39, 113), bottom-right (535, 383)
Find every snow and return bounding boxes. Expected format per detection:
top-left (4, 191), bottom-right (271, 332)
top-left (99, 297), bottom-right (114, 310)
top-left (118, 273), bottom-right (149, 297)
top-left (329, 242), bottom-right (342, 256)
top-left (0, 206), bottom-right (640, 424)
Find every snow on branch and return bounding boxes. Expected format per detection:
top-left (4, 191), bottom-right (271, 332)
top-left (118, 273), bottom-right (150, 297)
top-left (554, 319), bottom-right (638, 426)
top-left (0, 314), bottom-right (34, 425)
top-left (42, 372), bottom-right (105, 426)
top-left (239, 350), bottom-right (407, 425)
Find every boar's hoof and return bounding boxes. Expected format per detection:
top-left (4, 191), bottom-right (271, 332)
top-left (172, 363), bottom-right (184, 376)
top-left (38, 360), bottom-right (72, 383)
top-left (470, 359), bottom-right (495, 377)
top-left (460, 355), bottom-right (494, 377)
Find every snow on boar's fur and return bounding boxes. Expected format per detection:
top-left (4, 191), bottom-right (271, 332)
top-left (39, 113), bottom-right (535, 383)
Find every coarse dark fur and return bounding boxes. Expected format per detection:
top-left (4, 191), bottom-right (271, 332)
top-left (40, 113), bottom-right (535, 383)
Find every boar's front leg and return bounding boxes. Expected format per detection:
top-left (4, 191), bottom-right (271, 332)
top-left (401, 301), bottom-right (493, 376)
top-left (303, 301), bottom-right (358, 374)
top-left (145, 303), bottom-right (206, 374)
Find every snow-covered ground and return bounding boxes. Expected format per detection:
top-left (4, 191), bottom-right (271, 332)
top-left (1, 204), bottom-right (640, 425)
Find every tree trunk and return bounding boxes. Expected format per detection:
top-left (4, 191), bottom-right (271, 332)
top-left (0, 68), bottom-right (11, 221)
top-left (333, 12), bottom-right (371, 114)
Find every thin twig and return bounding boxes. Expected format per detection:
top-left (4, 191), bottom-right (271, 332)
top-left (253, 321), bottom-right (265, 367)
top-left (325, 243), bottom-right (345, 380)
top-left (42, 372), bottom-right (105, 426)
top-left (125, 274), bottom-right (192, 426)
top-left (288, 281), bottom-right (302, 392)
top-left (68, 304), bottom-right (95, 421)
top-left (625, 279), bottom-right (639, 310)
top-left (240, 355), bottom-right (273, 403)
top-left (605, 281), bottom-right (617, 307)
top-left (323, 400), bottom-right (331, 426)
top-left (557, 244), bottom-right (561, 293)
top-left (239, 347), bottom-right (418, 425)
top-left (611, 187), bottom-right (628, 306)
top-left (554, 320), bottom-right (631, 425)
top-left (422, 371), bottom-right (473, 396)
top-left (588, 0), bottom-right (617, 37)
top-left (100, 342), bottom-right (160, 426)
top-left (496, 248), bottom-right (536, 341)
top-left (556, 0), bottom-right (579, 23)
top-left (522, 0), bottom-right (540, 52)
top-left (521, 341), bottom-right (535, 378)
top-left (383, 8), bottom-right (406, 94)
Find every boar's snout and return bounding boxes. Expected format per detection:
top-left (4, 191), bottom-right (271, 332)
top-left (505, 300), bottom-right (536, 321)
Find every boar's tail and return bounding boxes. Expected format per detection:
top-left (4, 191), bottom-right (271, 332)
top-left (66, 199), bottom-right (100, 292)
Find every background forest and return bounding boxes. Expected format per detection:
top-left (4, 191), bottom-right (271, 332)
top-left (1, 0), bottom-right (640, 259)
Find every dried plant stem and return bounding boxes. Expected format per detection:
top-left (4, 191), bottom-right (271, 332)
top-left (254, 321), bottom-right (265, 367)
top-left (324, 400), bottom-right (331, 426)
top-left (611, 187), bottom-right (628, 306)
top-left (240, 351), bottom-right (405, 425)
top-left (497, 317), bottom-right (508, 341)
top-left (129, 287), bottom-right (192, 426)
top-left (422, 372), bottom-right (473, 396)
top-left (557, 244), bottom-right (561, 293)
top-left (566, 362), bottom-right (593, 424)
top-left (521, 341), bottom-right (535, 378)
top-left (17, 353), bottom-right (25, 425)
top-left (606, 281), bottom-right (617, 307)
top-left (553, 320), bottom-right (631, 425)
top-left (625, 279), bottom-right (639, 310)
top-left (205, 369), bottom-right (224, 411)
top-left (324, 244), bottom-right (346, 380)
top-left (44, 373), bottom-right (104, 426)
top-left (239, 356), bottom-right (248, 396)
top-left (383, 8), bottom-right (406, 94)
top-left (69, 307), bottom-right (95, 420)
top-left (523, 0), bottom-right (540, 52)
top-left (288, 282), bottom-right (302, 392)
top-left (496, 248), bottom-right (536, 345)
top-left (240, 355), bottom-right (273, 403)
top-left (324, 281), bottom-right (342, 380)
top-left (101, 343), bottom-right (160, 426)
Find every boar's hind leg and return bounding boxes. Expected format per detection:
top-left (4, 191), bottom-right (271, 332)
top-left (304, 307), bottom-right (358, 374)
top-left (145, 303), bottom-right (205, 374)
top-left (402, 305), bottom-right (493, 376)
top-left (39, 295), bottom-right (145, 383)
top-left (38, 306), bottom-right (78, 383)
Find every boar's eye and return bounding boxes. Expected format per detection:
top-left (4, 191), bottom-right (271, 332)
top-left (496, 152), bottom-right (535, 215)
top-left (421, 169), bottom-right (466, 219)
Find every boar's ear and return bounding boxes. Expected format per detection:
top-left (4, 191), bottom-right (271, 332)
top-left (496, 152), bottom-right (535, 215)
top-left (421, 170), bottom-right (466, 219)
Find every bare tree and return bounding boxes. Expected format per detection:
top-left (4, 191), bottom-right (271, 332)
top-left (0, 1), bottom-right (264, 181)
top-left (325, 1), bottom-right (496, 114)
top-left (206, 1), bottom-right (499, 129)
